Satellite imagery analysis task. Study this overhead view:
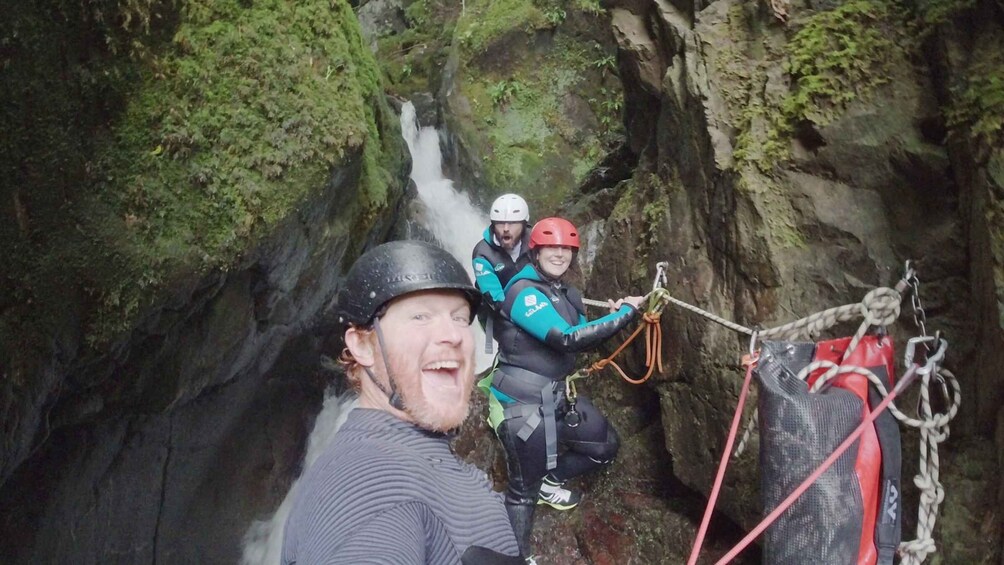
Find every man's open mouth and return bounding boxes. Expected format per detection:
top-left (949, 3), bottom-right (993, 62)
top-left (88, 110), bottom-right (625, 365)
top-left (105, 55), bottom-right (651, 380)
top-left (422, 360), bottom-right (462, 388)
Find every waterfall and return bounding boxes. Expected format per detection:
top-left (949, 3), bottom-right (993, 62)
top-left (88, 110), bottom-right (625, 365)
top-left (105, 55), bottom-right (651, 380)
top-left (399, 101), bottom-right (495, 373)
top-left (239, 101), bottom-right (493, 564)
top-left (399, 102), bottom-right (490, 268)
top-left (239, 392), bottom-right (356, 565)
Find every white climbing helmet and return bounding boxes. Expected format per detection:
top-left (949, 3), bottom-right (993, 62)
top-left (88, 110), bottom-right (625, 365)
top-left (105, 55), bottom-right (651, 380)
top-left (489, 193), bottom-right (530, 223)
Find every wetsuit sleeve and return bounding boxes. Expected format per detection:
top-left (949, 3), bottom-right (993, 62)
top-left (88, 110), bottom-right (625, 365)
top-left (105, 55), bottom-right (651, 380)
top-left (507, 286), bottom-right (639, 353)
top-left (473, 255), bottom-right (506, 309)
top-left (317, 502), bottom-right (428, 564)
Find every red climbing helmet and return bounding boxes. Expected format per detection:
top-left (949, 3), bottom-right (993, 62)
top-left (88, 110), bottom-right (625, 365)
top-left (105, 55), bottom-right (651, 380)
top-left (529, 217), bottom-right (580, 250)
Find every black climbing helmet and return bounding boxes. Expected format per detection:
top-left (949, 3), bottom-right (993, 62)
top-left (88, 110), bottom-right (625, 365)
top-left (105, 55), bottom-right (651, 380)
top-left (336, 240), bottom-right (481, 327)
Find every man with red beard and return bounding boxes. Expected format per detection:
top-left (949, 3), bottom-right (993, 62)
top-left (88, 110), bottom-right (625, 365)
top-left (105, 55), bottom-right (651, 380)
top-left (281, 241), bottom-right (522, 565)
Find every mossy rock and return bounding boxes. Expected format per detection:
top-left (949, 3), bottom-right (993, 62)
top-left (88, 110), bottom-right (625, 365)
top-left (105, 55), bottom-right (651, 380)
top-left (445, 0), bottom-right (624, 215)
top-left (0, 0), bottom-right (403, 357)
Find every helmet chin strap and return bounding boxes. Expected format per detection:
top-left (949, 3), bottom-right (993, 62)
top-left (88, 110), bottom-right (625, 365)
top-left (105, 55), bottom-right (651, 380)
top-left (362, 317), bottom-right (406, 411)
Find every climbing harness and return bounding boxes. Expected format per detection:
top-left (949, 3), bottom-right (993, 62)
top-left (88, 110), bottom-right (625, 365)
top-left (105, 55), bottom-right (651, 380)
top-left (577, 259), bottom-right (960, 565)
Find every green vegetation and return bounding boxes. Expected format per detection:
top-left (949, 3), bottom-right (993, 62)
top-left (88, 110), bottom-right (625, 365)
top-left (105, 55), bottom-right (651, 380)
top-left (591, 87), bottom-right (624, 131)
top-left (738, 174), bottom-right (807, 249)
top-left (1, 0), bottom-right (398, 349)
top-left (591, 53), bottom-right (617, 72)
top-left (734, 96), bottom-right (793, 172)
top-left (728, 0), bottom-right (992, 171)
top-left (728, 0), bottom-right (913, 171)
top-left (782, 0), bottom-right (902, 126)
top-left (447, 0), bottom-right (624, 212)
top-left (464, 34), bottom-right (624, 211)
top-left (543, 7), bottom-right (567, 27)
top-left (913, 0), bottom-right (977, 31)
top-left (947, 47), bottom-right (1004, 148)
top-left (376, 0), bottom-right (460, 98)
top-left (574, 0), bottom-right (605, 15)
top-left (608, 174), bottom-right (670, 283)
top-left (488, 79), bottom-right (526, 108)
top-left (455, 0), bottom-right (548, 54)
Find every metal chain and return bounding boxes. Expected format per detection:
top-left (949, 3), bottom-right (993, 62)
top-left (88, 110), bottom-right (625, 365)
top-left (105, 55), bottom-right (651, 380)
top-left (906, 261), bottom-right (929, 342)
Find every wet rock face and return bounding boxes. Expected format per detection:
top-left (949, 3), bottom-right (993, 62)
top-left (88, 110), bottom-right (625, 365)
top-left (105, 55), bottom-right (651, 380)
top-left (0, 149), bottom-right (410, 564)
top-left (356, 0), bottom-right (408, 47)
top-left (439, 0), bottom-right (1000, 559)
top-left (434, 1), bottom-right (627, 214)
top-left (573, 0), bottom-right (1003, 561)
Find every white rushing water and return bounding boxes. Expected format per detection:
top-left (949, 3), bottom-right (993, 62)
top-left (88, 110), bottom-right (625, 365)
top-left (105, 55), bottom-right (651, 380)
top-left (398, 101), bottom-right (495, 373)
top-left (240, 101), bottom-right (494, 564)
top-left (239, 392), bottom-right (356, 565)
top-left (399, 102), bottom-right (490, 268)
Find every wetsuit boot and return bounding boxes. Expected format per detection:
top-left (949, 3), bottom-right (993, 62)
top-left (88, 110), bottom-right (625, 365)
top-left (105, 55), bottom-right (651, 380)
top-left (505, 502), bottom-right (537, 561)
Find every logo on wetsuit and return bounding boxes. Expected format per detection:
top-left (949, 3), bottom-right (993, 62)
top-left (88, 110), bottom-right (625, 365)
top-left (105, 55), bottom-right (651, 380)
top-left (523, 294), bottom-right (549, 317)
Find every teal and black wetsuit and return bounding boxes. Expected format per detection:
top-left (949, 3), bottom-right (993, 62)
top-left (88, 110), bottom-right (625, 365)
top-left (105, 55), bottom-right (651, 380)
top-left (281, 409), bottom-right (522, 564)
top-left (494, 265), bottom-right (637, 378)
top-left (488, 264), bottom-right (638, 554)
top-left (471, 227), bottom-right (531, 323)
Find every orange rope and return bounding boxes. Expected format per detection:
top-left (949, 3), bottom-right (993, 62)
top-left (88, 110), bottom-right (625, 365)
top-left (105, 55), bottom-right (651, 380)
top-left (584, 312), bottom-right (664, 384)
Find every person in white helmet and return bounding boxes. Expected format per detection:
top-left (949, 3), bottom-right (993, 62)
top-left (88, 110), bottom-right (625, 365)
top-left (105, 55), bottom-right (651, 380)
top-left (471, 194), bottom-right (532, 334)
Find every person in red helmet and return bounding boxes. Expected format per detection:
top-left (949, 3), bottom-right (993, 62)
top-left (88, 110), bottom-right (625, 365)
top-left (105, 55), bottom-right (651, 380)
top-left (483, 217), bottom-right (644, 563)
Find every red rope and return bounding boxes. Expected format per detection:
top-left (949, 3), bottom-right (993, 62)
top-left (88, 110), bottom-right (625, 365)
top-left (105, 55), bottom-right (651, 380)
top-left (711, 363), bottom-right (921, 565)
top-left (685, 355), bottom-right (758, 565)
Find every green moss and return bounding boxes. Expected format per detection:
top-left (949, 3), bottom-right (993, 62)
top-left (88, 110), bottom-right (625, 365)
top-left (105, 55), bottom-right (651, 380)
top-left (573, 0), bottom-right (605, 15)
top-left (716, 1), bottom-right (791, 172)
top-left (376, 0), bottom-right (461, 99)
top-left (913, 0), bottom-right (977, 30)
top-left (459, 31), bottom-right (622, 212)
top-left (607, 174), bottom-right (671, 283)
top-left (2, 0), bottom-right (398, 347)
top-left (737, 172), bottom-right (806, 249)
top-left (730, 0), bottom-right (913, 171)
top-left (571, 143), bottom-right (604, 180)
top-left (783, 0), bottom-right (906, 125)
top-left (947, 45), bottom-right (1004, 148)
top-left (455, 0), bottom-right (547, 55)
top-left (610, 180), bottom-right (638, 220)
top-left (734, 92), bottom-right (793, 173)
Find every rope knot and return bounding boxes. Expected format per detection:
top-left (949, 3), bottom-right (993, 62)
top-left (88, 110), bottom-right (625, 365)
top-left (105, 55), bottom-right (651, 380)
top-left (860, 287), bottom-right (901, 327)
top-left (588, 358), bottom-right (609, 373)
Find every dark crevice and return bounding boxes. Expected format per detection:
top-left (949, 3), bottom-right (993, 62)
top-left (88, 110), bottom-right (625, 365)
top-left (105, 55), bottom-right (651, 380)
top-left (151, 414), bottom-right (172, 565)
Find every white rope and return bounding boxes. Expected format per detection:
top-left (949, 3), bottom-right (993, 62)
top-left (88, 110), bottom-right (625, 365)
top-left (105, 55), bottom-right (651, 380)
top-left (801, 360), bottom-right (959, 563)
top-left (731, 287), bottom-right (903, 456)
top-left (899, 366), bottom-right (958, 564)
top-left (647, 262), bottom-right (959, 562)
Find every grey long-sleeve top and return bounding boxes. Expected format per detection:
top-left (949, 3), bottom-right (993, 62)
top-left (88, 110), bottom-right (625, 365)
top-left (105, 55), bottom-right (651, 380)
top-left (281, 408), bottom-right (520, 564)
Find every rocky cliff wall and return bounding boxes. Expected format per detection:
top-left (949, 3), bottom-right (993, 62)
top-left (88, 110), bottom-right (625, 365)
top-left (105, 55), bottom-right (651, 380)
top-left (0, 1), bottom-right (410, 562)
top-left (574, 0), bottom-right (1003, 561)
